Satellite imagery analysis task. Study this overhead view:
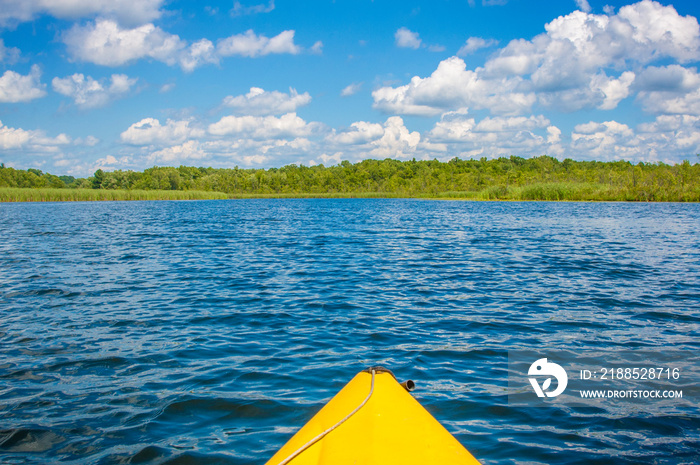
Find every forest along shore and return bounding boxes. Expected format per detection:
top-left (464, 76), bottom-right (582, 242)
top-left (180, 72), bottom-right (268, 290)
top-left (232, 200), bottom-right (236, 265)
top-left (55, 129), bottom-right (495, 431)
top-left (2, 156), bottom-right (699, 202)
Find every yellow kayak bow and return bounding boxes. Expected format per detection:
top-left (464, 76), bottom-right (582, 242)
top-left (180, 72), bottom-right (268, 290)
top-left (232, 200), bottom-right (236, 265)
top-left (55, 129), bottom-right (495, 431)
top-left (265, 367), bottom-right (481, 465)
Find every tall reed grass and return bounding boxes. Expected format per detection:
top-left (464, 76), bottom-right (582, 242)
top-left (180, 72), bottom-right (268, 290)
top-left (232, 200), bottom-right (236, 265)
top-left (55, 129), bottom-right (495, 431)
top-left (0, 188), bottom-right (229, 202)
top-left (2, 183), bottom-right (699, 202)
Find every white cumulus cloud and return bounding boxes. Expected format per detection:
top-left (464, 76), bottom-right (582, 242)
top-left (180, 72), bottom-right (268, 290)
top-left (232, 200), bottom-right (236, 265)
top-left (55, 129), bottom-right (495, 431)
top-left (179, 39), bottom-right (219, 72)
top-left (0, 0), bottom-right (164, 27)
top-left (208, 113), bottom-right (320, 139)
top-left (0, 120), bottom-right (70, 151)
top-left (0, 39), bottom-right (20, 64)
top-left (635, 65), bottom-right (700, 115)
top-left (639, 115), bottom-right (700, 151)
top-left (230, 0), bottom-right (275, 17)
top-left (394, 27), bottom-right (444, 52)
top-left (376, 1), bottom-right (700, 116)
top-left (457, 37), bottom-right (499, 56)
top-left (64, 20), bottom-right (304, 70)
top-left (571, 120), bottom-right (637, 159)
top-left (0, 120), bottom-right (31, 149)
top-left (217, 30), bottom-right (301, 57)
top-left (593, 71), bottom-right (636, 110)
top-left (222, 87), bottom-right (311, 115)
top-left (474, 115), bottom-right (551, 133)
top-left (425, 110), bottom-right (563, 158)
top-left (63, 19), bottom-right (185, 67)
top-left (575, 0), bottom-right (592, 13)
top-left (614, 0), bottom-right (700, 63)
top-left (340, 82), bottom-right (363, 97)
top-left (327, 117), bottom-right (421, 159)
top-left (148, 140), bottom-right (207, 164)
top-left (120, 118), bottom-right (205, 146)
top-left (0, 65), bottom-right (46, 103)
top-left (369, 116), bottom-right (421, 158)
top-left (74, 135), bottom-right (100, 146)
top-left (372, 56), bottom-right (535, 116)
top-left (328, 121), bottom-right (385, 145)
top-left (52, 73), bottom-right (137, 108)
top-left (395, 27), bottom-right (422, 49)
top-left (310, 40), bottom-right (323, 55)
top-left (427, 109), bottom-right (476, 142)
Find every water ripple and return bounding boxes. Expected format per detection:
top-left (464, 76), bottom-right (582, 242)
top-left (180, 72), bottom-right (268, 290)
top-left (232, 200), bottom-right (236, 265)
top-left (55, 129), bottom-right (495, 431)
top-left (0, 200), bottom-right (699, 464)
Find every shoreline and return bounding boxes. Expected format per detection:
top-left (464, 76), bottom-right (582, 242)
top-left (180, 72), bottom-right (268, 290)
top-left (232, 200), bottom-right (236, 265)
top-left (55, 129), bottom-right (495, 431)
top-left (1, 186), bottom-right (699, 203)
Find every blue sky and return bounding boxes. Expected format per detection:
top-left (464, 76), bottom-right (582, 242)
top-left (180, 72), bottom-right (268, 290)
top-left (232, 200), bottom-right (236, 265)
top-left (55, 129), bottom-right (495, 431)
top-left (1, 0), bottom-right (699, 176)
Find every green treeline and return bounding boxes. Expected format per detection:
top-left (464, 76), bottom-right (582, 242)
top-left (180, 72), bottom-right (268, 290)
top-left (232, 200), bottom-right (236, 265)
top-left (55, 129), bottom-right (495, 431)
top-left (1, 156), bottom-right (700, 202)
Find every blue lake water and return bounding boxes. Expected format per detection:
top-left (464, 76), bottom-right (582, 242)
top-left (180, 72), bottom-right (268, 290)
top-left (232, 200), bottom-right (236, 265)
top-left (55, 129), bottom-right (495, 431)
top-left (1, 199), bottom-right (699, 464)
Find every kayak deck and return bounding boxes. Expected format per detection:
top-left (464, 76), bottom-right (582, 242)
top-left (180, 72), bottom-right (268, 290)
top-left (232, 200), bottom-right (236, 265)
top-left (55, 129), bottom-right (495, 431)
top-left (265, 368), bottom-right (481, 464)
